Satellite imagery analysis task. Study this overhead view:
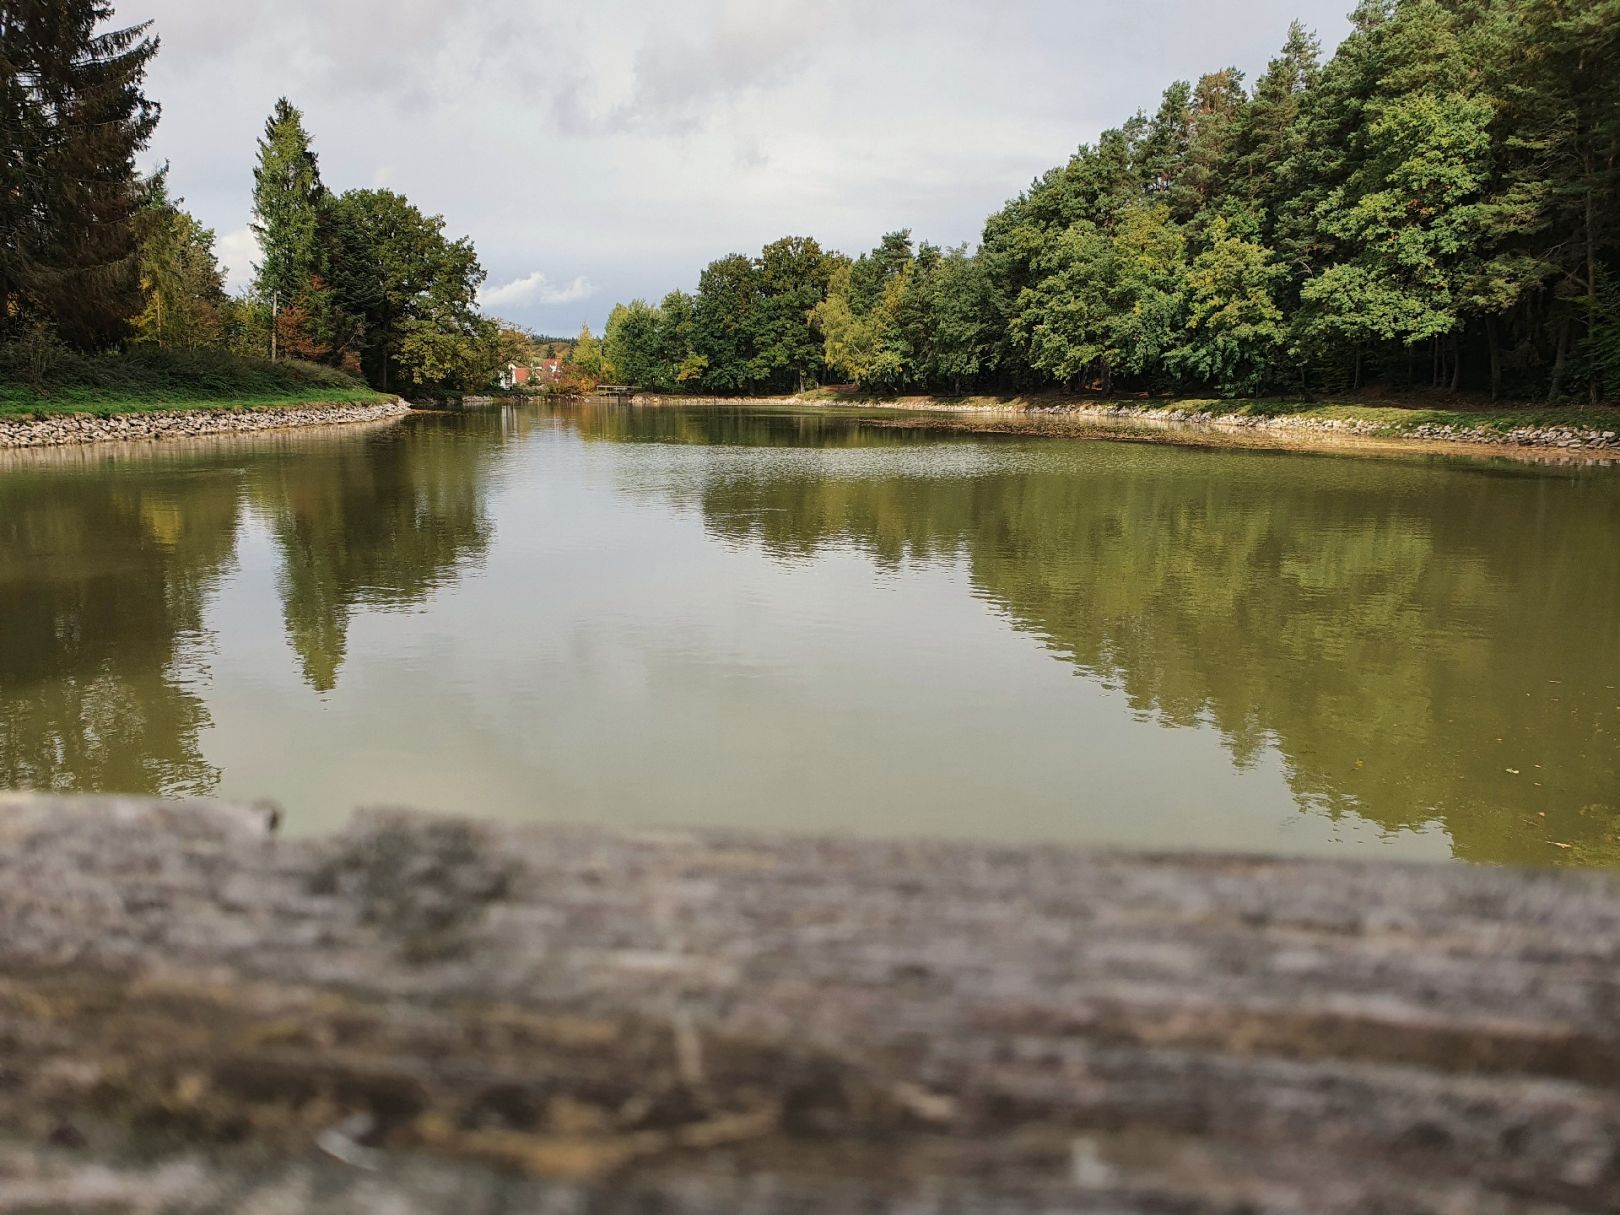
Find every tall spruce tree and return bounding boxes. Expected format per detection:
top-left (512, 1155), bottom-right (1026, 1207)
top-left (0, 0), bottom-right (159, 348)
top-left (250, 98), bottom-right (325, 325)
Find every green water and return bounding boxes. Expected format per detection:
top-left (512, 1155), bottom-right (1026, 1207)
top-left (2, 401), bottom-right (1616, 866)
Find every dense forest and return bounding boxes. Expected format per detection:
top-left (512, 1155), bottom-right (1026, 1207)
top-left (599, 0), bottom-right (1620, 403)
top-left (0, 0), bottom-right (498, 399)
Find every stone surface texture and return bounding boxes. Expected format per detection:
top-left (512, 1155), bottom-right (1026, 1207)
top-left (0, 400), bottom-right (412, 449)
top-left (0, 794), bottom-right (1617, 1213)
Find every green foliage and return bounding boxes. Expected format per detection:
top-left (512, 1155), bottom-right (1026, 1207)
top-left (8, 318), bottom-right (72, 395)
top-left (571, 324), bottom-right (607, 381)
top-left (0, 0), bottom-right (160, 349)
top-left (1300, 87), bottom-right (1493, 352)
top-left (217, 294), bottom-right (273, 361)
top-left (0, 26), bottom-right (493, 400)
top-left (604, 300), bottom-right (666, 390)
top-left (927, 247), bottom-right (995, 392)
top-left (582, 238), bottom-right (837, 396)
top-left (0, 347), bottom-right (381, 416)
top-left (1014, 204), bottom-right (1187, 390)
top-left (1588, 271), bottom-right (1620, 399)
top-left (817, 255), bottom-right (911, 390)
top-left (1173, 219), bottom-right (1288, 394)
top-left (603, 0), bottom-right (1620, 403)
top-left (134, 183), bottom-right (227, 352)
top-left (320, 188), bottom-right (491, 394)
top-left (656, 291), bottom-right (697, 385)
top-left (394, 316), bottom-right (498, 397)
top-left (242, 101), bottom-right (496, 396)
top-left (494, 324), bottom-right (535, 370)
top-left (691, 253), bottom-right (760, 393)
top-left (750, 236), bottom-right (832, 391)
top-left (251, 99), bottom-right (325, 310)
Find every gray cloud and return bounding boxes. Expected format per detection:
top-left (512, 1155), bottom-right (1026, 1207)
top-left (125, 0), bottom-right (1355, 335)
top-left (479, 271), bottom-right (595, 310)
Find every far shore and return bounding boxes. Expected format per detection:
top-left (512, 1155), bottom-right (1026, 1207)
top-left (571, 390), bottom-right (1620, 464)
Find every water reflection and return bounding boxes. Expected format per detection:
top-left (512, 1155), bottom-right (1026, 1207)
top-left (248, 416), bottom-right (498, 690)
top-left (0, 462), bottom-right (239, 795)
top-left (0, 413), bottom-right (503, 783)
top-left (0, 402), bottom-right (1615, 867)
top-left (569, 400), bottom-right (939, 450)
top-left (680, 422), bottom-right (1620, 866)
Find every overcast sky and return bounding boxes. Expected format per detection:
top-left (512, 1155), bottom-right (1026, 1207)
top-left (127, 0), bottom-right (1354, 337)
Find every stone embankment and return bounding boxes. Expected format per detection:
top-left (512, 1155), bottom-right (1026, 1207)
top-left (0, 398), bottom-right (413, 449)
top-left (615, 392), bottom-right (1620, 455)
top-left (2, 793), bottom-right (1618, 1214)
top-left (1030, 401), bottom-right (1620, 451)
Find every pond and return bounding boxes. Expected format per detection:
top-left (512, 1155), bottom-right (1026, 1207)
top-left (2, 401), bottom-right (1616, 866)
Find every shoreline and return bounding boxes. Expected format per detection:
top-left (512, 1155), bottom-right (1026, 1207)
top-left (0, 396), bottom-right (413, 450)
top-left (606, 392), bottom-right (1620, 464)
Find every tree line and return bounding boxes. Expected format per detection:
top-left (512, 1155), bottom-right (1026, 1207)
top-left (598, 0), bottom-right (1620, 403)
top-left (1, 1), bottom-right (497, 397)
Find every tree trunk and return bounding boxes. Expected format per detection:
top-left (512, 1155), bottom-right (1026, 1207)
top-left (1352, 348), bottom-right (1362, 391)
top-left (1586, 173), bottom-right (1599, 406)
top-left (1449, 332), bottom-right (1461, 394)
top-left (1549, 315), bottom-right (1569, 403)
top-left (2, 794), bottom-right (1618, 1215)
top-left (1486, 314), bottom-right (1502, 402)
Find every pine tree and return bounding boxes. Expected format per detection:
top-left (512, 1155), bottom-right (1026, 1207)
top-left (1224, 22), bottom-right (1321, 228)
top-left (0, 0), bottom-right (159, 348)
top-left (1498, 0), bottom-right (1620, 400)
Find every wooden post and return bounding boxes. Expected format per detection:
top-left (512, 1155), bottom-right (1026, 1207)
top-left (1, 794), bottom-right (1617, 1214)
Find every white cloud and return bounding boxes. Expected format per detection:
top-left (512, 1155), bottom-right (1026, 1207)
top-left (478, 272), bottom-right (595, 311)
top-left (130, 0), bottom-right (1357, 332)
top-left (215, 227), bottom-right (260, 294)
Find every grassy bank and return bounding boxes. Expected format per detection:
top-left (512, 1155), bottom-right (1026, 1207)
top-left (797, 388), bottom-right (1620, 438)
top-left (0, 349), bottom-right (388, 418)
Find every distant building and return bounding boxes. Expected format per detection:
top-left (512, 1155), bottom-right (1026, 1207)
top-left (501, 359), bottom-right (567, 389)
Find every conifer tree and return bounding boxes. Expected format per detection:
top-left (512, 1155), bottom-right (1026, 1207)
top-left (0, 0), bottom-right (159, 348)
top-left (250, 98), bottom-right (325, 328)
